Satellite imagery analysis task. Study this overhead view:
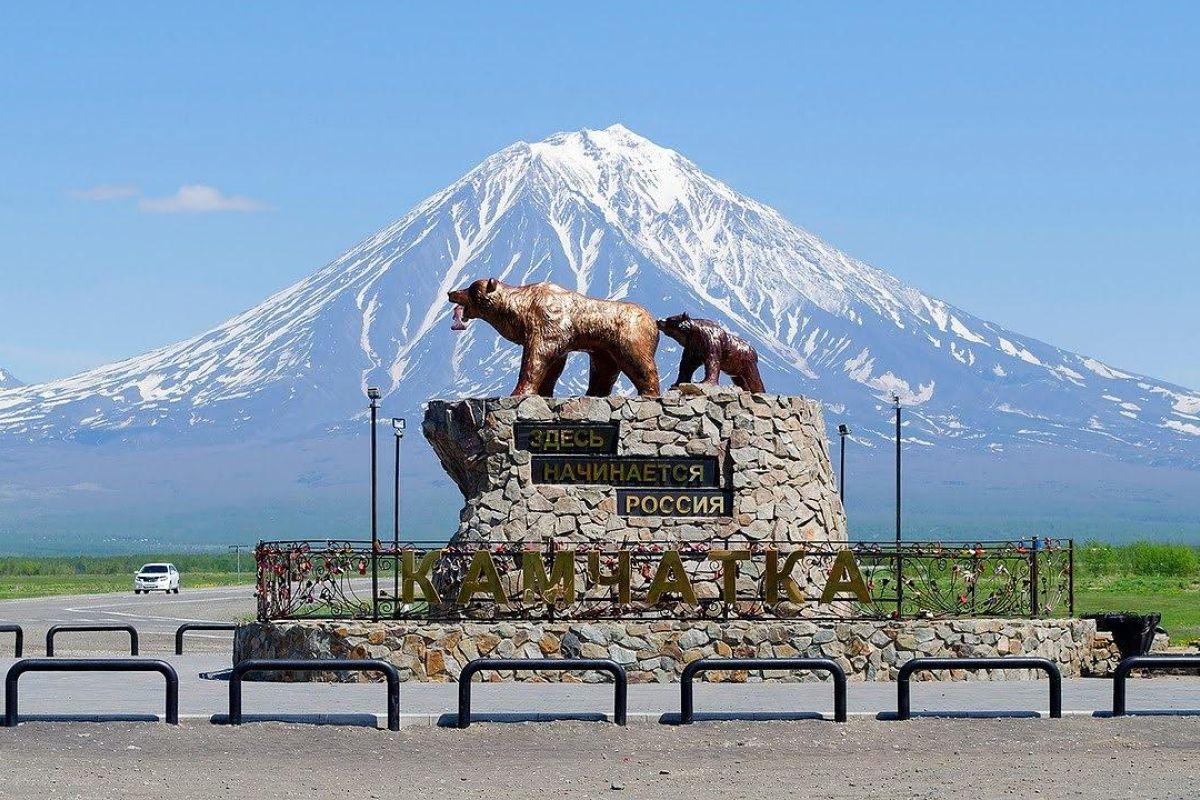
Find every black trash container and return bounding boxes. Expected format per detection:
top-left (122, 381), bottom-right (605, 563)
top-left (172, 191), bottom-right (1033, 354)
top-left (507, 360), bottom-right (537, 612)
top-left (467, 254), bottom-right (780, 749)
top-left (1084, 612), bottom-right (1162, 660)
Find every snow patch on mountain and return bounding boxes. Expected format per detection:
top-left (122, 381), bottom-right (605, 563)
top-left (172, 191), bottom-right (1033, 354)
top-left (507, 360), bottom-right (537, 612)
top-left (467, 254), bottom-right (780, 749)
top-left (0, 366), bottom-right (21, 390)
top-left (1082, 357), bottom-right (1135, 381)
top-left (1165, 419), bottom-right (1200, 437)
top-left (1171, 395), bottom-right (1200, 417)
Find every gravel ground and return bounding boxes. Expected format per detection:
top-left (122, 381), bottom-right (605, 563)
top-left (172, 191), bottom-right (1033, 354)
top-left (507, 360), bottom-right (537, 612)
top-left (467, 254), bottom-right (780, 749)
top-left (1, 717), bottom-right (1198, 799)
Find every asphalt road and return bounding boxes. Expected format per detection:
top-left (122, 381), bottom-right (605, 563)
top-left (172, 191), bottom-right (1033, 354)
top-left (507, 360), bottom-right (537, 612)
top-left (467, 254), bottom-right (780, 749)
top-left (1, 655), bottom-right (1200, 725)
top-left (0, 585), bottom-right (253, 656)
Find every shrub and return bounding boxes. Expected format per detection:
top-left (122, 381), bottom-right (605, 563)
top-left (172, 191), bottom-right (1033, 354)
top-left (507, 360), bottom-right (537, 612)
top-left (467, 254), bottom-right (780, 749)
top-left (1077, 540), bottom-right (1200, 579)
top-left (1127, 541), bottom-right (1198, 577)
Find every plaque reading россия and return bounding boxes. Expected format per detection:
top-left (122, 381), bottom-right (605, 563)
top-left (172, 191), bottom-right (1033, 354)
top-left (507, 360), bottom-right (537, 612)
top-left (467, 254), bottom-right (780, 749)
top-left (616, 488), bottom-right (731, 517)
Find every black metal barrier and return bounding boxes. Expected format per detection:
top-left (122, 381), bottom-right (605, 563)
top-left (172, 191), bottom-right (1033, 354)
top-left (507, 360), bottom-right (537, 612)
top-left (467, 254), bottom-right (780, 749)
top-left (46, 623), bottom-right (139, 656)
top-left (0, 624), bottom-right (22, 657)
top-left (1112, 655), bottom-right (1200, 717)
top-left (4, 658), bottom-right (178, 726)
top-left (228, 658), bottom-right (401, 731)
top-left (680, 657), bottom-right (847, 723)
top-left (457, 658), bottom-right (627, 728)
top-left (897, 657), bottom-right (1062, 720)
top-left (175, 622), bottom-right (239, 655)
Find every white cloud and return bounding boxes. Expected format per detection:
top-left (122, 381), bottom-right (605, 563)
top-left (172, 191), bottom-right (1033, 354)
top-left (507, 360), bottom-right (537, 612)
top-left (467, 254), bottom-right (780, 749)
top-left (70, 184), bottom-right (138, 201)
top-left (139, 184), bottom-right (268, 213)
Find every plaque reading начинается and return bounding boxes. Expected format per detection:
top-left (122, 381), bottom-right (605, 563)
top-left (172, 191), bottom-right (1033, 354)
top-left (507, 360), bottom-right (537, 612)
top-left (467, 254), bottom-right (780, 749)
top-left (530, 455), bottom-right (719, 487)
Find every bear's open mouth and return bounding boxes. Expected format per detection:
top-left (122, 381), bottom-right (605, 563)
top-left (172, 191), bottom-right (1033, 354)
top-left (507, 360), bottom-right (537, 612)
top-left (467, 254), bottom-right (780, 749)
top-left (450, 304), bottom-right (467, 331)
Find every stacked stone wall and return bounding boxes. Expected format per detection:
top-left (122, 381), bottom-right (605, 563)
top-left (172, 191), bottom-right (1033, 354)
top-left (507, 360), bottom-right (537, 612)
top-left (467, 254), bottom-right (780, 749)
top-left (236, 618), bottom-right (1152, 683)
top-left (422, 387), bottom-right (847, 550)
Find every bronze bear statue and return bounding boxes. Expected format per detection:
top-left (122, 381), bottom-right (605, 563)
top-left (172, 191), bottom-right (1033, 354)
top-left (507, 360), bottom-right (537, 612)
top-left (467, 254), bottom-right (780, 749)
top-left (656, 313), bottom-right (765, 392)
top-left (447, 278), bottom-right (661, 397)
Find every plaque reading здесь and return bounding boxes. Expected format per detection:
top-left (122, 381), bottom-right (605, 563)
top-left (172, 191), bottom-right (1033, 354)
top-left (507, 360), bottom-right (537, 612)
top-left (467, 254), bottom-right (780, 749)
top-left (514, 422), bottom-right (619, 455)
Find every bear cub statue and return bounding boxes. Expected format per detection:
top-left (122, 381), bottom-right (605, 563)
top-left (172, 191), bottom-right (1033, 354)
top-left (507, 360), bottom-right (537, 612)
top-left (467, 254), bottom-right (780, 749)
top-left (656, 313), bottom-right (766, 392)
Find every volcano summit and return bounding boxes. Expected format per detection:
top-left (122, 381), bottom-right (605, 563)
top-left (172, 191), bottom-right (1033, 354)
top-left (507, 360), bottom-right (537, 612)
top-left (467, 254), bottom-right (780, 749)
top-left (1, 125), bottom-right (1197, 548)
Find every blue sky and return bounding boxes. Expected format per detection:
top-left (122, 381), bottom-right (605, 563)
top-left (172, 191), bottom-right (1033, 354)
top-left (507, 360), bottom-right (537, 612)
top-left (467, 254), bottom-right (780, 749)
top-left (1, 2), bottom-right (1196, 388)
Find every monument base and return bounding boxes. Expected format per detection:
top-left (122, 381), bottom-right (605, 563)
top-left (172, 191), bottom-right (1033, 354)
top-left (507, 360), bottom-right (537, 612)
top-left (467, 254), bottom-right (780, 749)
top-left (423, 388), bottom-right (848, 550)
top-left (234, 617), bottom-right (1150, 683)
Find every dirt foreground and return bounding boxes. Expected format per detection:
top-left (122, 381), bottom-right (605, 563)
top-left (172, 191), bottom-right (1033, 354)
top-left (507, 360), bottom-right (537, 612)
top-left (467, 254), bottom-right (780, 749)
top-left (1, 717), bottom-right (1198, 800)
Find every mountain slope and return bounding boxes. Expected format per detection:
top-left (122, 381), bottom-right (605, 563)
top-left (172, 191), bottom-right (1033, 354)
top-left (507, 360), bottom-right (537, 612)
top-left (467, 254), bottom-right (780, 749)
top-left (0, 366), bottom-right (21, 390)
top-left (0, 124), bottom-right (1197, 469)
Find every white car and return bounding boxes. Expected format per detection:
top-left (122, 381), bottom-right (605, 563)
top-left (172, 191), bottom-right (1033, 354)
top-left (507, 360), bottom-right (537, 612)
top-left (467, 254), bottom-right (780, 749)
top-left (133, 563), bottom-right (180, 594)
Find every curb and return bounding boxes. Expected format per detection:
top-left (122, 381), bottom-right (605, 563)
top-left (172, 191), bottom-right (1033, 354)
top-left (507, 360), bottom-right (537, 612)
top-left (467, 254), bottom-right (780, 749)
top-left (126, 709), bottom-right (1100, 728)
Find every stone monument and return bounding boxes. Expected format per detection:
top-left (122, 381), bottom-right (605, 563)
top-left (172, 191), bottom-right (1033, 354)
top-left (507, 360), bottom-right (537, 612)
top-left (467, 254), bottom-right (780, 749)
top-left (237, 280), bottom-right (1107, 684)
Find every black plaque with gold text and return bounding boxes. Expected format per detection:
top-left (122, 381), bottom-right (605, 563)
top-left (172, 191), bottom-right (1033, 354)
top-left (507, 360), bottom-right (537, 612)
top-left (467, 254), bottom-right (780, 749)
top-left (616, 488), bottom-right (731, 517)
top-left (514, 421), bottom-right (619, 455)
top-left (530, 455), bottom-right (719, 487)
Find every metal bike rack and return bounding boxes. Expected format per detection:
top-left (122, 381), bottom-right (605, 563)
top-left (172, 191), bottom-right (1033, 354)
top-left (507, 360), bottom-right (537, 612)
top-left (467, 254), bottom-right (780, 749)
top-left (5, 658), bottom-right (178, 726)
top-left (457, 658), bottom-right (627, 728)
top-left (897, 656), bottom-right (1062, 720)
top-left (680, 657), bottom-right (847, 723)
top-left (0, 624), bottom-right (22, 657)
top-left (175, 622), bottom-right (239, 655)
top-left (1112, 655), bottom-right (1200, 717)
top-left (228, 658), bottom-right (401, 731)
top-left (46, 623), bottom-right (139, 656)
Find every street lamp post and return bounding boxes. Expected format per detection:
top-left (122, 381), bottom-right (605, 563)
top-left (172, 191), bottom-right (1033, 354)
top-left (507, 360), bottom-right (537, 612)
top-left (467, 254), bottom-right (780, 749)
top-left (893, 393), bottom-right (903, 618)
top-left (228, 544), bottom-right (248, 583)
top-left (367, 387), bottom-right (381, 622)
top-left (893, 394), bottom-right (902, 546)
top-left (836, 424), bottom-right (850, 504)
top-left (391, 417), bottom-right (406, 614)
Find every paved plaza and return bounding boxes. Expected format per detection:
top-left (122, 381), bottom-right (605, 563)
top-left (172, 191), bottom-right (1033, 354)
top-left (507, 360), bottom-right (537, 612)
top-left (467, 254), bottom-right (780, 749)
top-left (3, 588), bottom-right (1200, 800)
top-left (0, 652), bottom-right (1198, 725)
top-left (2, 588), bottom-right (1199, 725)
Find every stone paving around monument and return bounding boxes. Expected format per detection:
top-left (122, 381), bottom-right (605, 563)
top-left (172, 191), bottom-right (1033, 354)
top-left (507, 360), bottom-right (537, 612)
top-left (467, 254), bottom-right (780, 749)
top-left (2, 654), bottom-right (1198, 726)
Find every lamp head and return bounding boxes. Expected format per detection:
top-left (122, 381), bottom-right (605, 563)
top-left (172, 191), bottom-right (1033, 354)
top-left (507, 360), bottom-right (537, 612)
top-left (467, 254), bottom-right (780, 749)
top-left (391, 417), bottom-right (406, 436)
top-left (837, 424), bottom-right (850, 437)
top-left (366, 387), bottom-right (381, 401)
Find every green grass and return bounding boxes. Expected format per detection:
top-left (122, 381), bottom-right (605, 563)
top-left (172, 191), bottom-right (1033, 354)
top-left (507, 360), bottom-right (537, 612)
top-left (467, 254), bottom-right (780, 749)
top-left (1073, 541), bottom-right (1200, 645)
top-left (0, 572), bottom-right (254, 600)
top-left (0, 553), bottom-right (255, 600)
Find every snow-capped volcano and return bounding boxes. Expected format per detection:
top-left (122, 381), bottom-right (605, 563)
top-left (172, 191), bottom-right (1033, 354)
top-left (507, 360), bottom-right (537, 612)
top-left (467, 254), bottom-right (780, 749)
top-left (1, 124), bottom-right (1198, 468)
top-left (0, 366), bottom-right (21, 390)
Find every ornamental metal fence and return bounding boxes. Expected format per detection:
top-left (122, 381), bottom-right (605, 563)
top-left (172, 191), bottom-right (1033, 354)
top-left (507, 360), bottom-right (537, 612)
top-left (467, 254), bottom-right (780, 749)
top-left (255, 537), bottom-right (1073, 623)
